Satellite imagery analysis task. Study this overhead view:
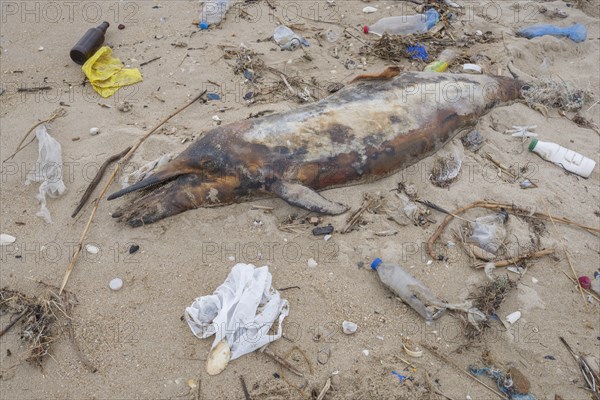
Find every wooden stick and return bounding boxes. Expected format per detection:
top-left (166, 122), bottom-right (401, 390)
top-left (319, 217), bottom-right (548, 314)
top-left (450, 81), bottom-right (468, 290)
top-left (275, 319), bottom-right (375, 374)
top-left (474, 249), bottom-right (555, 268)
top-left (316, 378), bottom-right (331, 400)
top-left (3, 108), bottom-right (67, 164)
top-left (58, 91), bottom-right (206, 294)
top-left (561, 271), bottom-right (600, 302)
top-left (428, 200), bottom-right (599, 259)
top-left (261, 347), bottom-right (304, 377)
top-left (542, 199), bottom-right (585, 301)
top-left (240, 376), bottom-right (251, 400)
top-left (0, 309), bottom-right (29, 338)
top-left (71, 147), bottom-right (131, 218)
top-left (422, 344), bottom-right (506, 399)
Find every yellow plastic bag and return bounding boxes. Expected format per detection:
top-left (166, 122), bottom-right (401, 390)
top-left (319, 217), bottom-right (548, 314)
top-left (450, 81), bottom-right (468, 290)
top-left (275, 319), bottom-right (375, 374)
top-left (82, 46), bottom-right (142, 98)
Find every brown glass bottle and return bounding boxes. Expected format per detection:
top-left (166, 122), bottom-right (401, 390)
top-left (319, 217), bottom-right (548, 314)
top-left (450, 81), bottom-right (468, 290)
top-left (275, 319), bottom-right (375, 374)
top-left (70, 21), bottom-right (110, 65)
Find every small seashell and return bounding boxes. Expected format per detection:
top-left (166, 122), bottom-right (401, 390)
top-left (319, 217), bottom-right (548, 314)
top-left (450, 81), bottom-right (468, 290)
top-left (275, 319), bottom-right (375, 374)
top-left (109, 278), bottom-right (123, 291)
top-left (506, 311), bottom-right (521, 324)
top-left (206, 339), bottom-right (231, 375)
top-left (85, 244), bottom-right (99, 254)
top-left (187, 379), bottom-right (197, 389)
top-left (1, 234), bottom-right (16, 246)
top-left (362, 349), bottom-right (369, 356)
top-left (342, 321), bottom-right (357, 334)
top-left (324, 234), bottom-right (332, 241)
top-left (307, 258), bottom-right (318, 268)
top-left (531, 277), bottom-right (538, 284)
top-left (89, 127), bottom-right (100, 135)
top-left (38, 46), bottom-right (44, 51)
top-left (362, 6), bottom-right (377, 13)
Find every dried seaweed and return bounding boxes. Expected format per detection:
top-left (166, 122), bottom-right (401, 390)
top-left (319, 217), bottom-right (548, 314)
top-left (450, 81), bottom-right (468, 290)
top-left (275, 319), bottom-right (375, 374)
top-left (0, 287), bottom-right (72, 368)
top-left (465, 276), bottom-right (515, 340)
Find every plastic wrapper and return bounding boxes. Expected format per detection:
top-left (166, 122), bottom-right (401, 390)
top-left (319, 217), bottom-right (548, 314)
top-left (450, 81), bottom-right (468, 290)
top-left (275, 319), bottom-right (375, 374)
top-left (185, 263), bottom-right (289, 362)
top-left (24, 125), bottom-right (66, 223)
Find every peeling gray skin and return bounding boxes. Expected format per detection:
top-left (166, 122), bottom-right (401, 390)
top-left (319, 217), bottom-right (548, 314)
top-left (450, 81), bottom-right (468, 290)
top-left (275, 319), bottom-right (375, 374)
top-left (108, 72), bottom-right (523, 227)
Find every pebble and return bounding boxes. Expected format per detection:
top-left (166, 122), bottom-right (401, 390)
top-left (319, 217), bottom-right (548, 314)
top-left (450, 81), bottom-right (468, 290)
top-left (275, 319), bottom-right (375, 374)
top-left (0, 234), bottom-right (16, 246)
top-left (362, 349), bottom-right (369, 356)
top-left (38, 46), bottom-right (44, 51)
top-left (307, 258), bottom-right (318, 268)
top-left (85, 244), bottom-right (99, 254)
top-left (109, 278), bottom-right (123, 291)
top-left (362, 6), bottom-right (377, 13)
top-left (129, 244), bottom-right (140, 254)
top-left (117, 101), bottom-right (133, 112)
top-left (342, 321), bottom-right (357, 334)
top-left (312, 225), bottom-right (334, 236)
top-left (324, 234), bottom-right (332, 241)
top-left (89, 127), bottom-right (100, 136)
top-left (118, 24), bottom-right (125, 30)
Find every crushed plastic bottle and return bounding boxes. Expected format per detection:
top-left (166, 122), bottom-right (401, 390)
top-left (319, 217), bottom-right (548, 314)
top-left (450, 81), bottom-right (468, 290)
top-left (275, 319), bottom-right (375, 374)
top-left (273, 25), bottom-right (309, 50)
top-left (364, 9), bottom-right (439, 36)
top-left (424, 49), bottom-right (457, 72)
top-left (200, 0), bottom-right (231, 27)
top-left (469, 211), bottom-right (508, 254)
top-left (371, 258), bottom-right (486, 327)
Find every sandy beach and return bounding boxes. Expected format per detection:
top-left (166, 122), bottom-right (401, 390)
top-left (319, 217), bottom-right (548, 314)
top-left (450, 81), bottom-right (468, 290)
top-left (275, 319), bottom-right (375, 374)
top-left (1, 1), bottom-right (599, 399)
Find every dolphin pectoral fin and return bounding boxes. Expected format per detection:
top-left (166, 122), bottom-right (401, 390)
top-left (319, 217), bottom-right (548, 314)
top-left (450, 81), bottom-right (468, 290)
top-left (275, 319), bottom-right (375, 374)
top-left (112, 174), bottom-right (205, 227)
top-left (271, 180), bottom-right (348, 215)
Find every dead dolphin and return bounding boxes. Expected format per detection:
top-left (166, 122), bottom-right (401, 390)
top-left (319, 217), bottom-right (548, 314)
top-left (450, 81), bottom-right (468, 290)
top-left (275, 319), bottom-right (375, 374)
top-left (108, 72), bottom-right (523, 227)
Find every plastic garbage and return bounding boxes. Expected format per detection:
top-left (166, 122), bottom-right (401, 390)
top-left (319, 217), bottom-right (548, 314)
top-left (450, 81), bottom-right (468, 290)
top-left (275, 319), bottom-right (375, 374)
top-left (82, 46), bottom-right (143, 98)
top-left (469, 211), bottom-right (508, 255)
top-left (185, 263), bottom-right (289, 375)
top-left (70, 21), bottom-right (109, 65)
top-left (364, 9), bottom-right (439, 36)
top-left (200, 0), bottom-right (231, 27)
top-left (517, 23), bottom-right (587, 43)
top-left (273, 25), bottom-right (310, 51)
top-left (122, 153), bottom-right (172, 189)
top-left (407, 44), bottom-right (427, 61)
top-left (424, 49), bottom-right (457, 72)
top-left (371, 258), bottom-right (485, 326)
top-left (24, 125), bottom-right (66, 223)
top-left (528, 138), bottom-right (596, 178)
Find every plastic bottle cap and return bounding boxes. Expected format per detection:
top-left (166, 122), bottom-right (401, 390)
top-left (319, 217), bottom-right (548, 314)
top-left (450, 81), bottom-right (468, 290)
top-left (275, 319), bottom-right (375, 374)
top-left (199, 21), bottom-right (209, 30)
top-left (528, 138), bottom-right (538, 151)
top-left (371, 258), bottom-right (382, 270)
top-left (363, 25), bottom-right (369, 34)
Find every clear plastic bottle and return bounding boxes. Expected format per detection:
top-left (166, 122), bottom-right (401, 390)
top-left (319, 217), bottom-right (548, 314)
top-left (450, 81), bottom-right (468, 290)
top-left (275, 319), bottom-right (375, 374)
top-left (371, 258), bottom-right (440, 323)
top-left (424, 49), bottom-right (457, 72)
top-left (364, 9), bottom-right (439, 36)
top-left (200, 0), bottom-right (230, 27)
top-left (529, 138), bottom-right (596, 178)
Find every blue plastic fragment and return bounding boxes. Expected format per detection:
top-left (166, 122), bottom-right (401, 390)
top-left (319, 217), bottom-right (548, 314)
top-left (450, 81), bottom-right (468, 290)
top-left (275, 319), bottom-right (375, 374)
top-left (407, 45), bottom-right (427, 61)
top-left (199, 21), bottom-right (209, 30)
top-left (207, 93), bottom-right (221, 101)
top-left (516, 23), bottom-right (587, 43)
top-left (391, 371), bottom-right (406, 383)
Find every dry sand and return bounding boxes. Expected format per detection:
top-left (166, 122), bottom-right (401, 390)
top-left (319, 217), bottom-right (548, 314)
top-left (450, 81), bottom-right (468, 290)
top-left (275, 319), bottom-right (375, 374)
top-left (1, 1), bottom-right (599, 399)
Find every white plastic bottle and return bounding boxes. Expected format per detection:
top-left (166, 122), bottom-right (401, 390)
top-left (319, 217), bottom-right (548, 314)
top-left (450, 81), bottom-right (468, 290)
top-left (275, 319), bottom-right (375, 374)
top-left (364, 9), bottom-right (439, 36)
top-left (528, 138), bottom-right (596, 178)
top-left (200, 0), bottom-right (230, 27)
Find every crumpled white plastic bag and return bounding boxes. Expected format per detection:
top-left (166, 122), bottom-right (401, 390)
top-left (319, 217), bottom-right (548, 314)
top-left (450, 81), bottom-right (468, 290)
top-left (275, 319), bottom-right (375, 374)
top-left (185, 263), bottom-right (289, 361)
top-left (24, 125), bottom-right (66, 223)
